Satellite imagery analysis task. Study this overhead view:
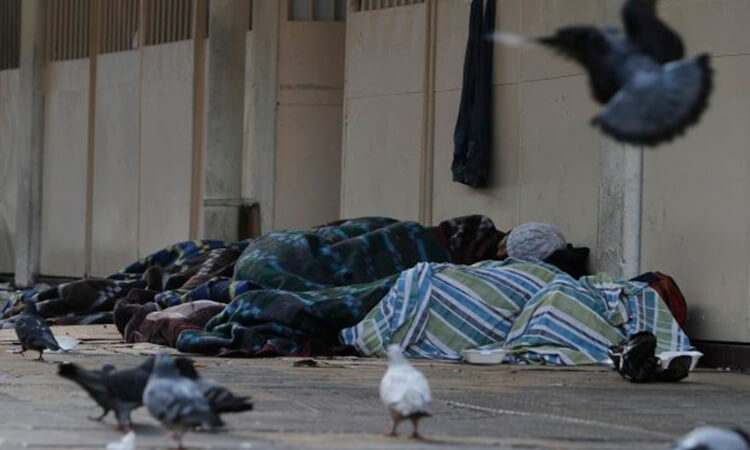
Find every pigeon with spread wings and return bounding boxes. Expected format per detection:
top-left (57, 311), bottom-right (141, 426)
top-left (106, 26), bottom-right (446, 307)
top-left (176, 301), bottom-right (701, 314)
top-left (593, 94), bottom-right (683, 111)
top-left (503, 0), bottom-right (712, 146)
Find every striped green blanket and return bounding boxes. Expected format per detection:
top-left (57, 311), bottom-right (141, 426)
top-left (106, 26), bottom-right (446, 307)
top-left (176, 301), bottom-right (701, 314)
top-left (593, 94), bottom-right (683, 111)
top-left (339, 259), bottom-right (691, 365)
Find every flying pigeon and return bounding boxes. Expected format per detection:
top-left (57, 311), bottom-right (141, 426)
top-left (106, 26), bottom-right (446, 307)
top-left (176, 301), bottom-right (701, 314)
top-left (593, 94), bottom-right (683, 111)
top-left (673, 426), bottom-right (750, 450)
top-left (379, 345), bottom-right (431, 439)
top-left (58, 355), bottom-right (252, 431)
top-left (143, 353), bottom-right (223, 449)
top-left (14, 299), bottom-right (60, 361)
top-left (516, 0), bottom-right (713, 146)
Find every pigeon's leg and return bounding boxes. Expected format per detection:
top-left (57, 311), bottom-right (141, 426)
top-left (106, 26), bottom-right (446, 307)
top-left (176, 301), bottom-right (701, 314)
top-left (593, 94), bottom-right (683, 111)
top-left (34, 350), bottom-right (45, 362)
top-left (87, 409), bottom-right (109, 422)
top-left (114, 407), bottom-right (133, 432)
top-left (12, 347), bottom-right (25, 356)
top-left (409, 417), bottom-right (424, 440)
top-left (386, 418), bottom-right (399, 437)
top-left (171, 431), bottom-right (186, 450)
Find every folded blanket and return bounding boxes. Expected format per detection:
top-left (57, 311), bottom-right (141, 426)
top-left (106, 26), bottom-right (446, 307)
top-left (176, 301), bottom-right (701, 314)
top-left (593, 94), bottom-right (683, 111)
top-left (340, 259), bottom-right (691, 364)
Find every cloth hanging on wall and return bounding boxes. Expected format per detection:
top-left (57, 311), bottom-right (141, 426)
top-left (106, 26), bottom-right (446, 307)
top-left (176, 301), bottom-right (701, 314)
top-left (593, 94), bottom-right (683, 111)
top-left (452, 0), bottom-right (495, 188)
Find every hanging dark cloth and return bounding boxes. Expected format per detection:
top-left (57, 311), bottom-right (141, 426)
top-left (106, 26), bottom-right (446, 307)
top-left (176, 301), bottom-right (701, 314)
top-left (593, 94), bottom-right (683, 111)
top-left (452, 0), bottom-right (495, 188)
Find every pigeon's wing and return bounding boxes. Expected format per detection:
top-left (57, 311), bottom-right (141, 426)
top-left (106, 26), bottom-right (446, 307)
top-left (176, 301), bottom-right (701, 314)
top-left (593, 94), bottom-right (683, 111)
top-left (16, 315), bottom-right (60, 351)
top-left (106, 365), bottom-right (150, 404)
top-left (197, 379), bottom-right (253, 413)
top-left (144, 378), bottom-right (222, 428)
top-left (538, 26), bottom-right (623, 104)
top-left (380, 367), bottom-right (431, 417)
top-left (593, 54), bottom-right (712, 146)
top-left (622, 0), bottom-right (684, 63)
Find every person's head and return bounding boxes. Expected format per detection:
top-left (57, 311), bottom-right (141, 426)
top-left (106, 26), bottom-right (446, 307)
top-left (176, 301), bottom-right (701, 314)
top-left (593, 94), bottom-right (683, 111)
top-left (497, 223), bottom-right (567, 261)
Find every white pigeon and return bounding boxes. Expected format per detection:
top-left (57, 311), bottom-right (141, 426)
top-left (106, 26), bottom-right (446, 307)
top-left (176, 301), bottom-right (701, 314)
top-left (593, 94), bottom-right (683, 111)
top-left (673, 426), bottom-right (750, 450)
top-left (106, 431), bottom-right (135, 450)
top-left (379, 345), bottom-right (431, 439)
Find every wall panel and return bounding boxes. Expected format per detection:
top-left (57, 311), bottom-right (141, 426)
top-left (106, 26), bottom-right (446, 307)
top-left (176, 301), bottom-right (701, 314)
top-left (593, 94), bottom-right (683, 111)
top-left (91, 51), bottom-right (140, 276)
top-left (0, 69), bottom-right (19, 273)
top-left (40, 60), bottom-right (89, 276)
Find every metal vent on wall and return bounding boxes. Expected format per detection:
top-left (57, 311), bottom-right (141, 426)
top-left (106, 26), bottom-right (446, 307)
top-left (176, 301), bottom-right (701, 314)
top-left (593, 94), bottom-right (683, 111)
top-left (48, 0), bottom-right (91, 61)
top-left (98, 0), bottom-right (139, 53)
top-left (144, 0), bottom-right (193, 46)
top-left (0, 0), bottom-right (20, 70)
top-left (288, 0), bottom-right (347, 21)
top-left (351, 0), bottom-right (424, 12)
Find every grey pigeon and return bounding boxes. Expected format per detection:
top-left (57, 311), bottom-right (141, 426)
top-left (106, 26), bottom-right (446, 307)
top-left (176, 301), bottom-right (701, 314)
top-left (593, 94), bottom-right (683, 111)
top-left (58, 355), bottom-right (251, 431)
top-left (673, 426), bottom-right (750, 450)
top-left (531, 0), bottom-right (712, 146)
top-left (379, 345), bottom-right (431, 439)
top-left (14, 299), bottom-right (60, 361)
top-left (143, 353), bottom-right (223, 449)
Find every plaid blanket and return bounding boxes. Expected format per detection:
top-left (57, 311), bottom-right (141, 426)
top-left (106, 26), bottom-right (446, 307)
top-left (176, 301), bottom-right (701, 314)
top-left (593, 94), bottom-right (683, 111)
top-left (176, 219), bottom-right (450, 356)
top-left (340, 259), bottom-right (691, 365)
top-left (1, 240), bottom-right (249, 327)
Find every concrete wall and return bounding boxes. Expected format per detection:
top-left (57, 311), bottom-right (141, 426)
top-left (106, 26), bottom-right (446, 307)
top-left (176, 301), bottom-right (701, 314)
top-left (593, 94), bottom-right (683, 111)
top-left (138, 41), bottom-right (194, 257)
top-left (275, 16), bottom-right (345, 230)
top-left (40, 60), bottom-right (89, 276)
top-left (640, 0), bottom-right (750, 342)
top-left (91, 51), bottom-right (141, 276)
top-left (0, 69), bottom-right (19, 273)
top-left (341, 4), bottom-right (427, 221)
top-left (431, 0), bottom-right (603, 248)
top-left (341, 0), bottom-right (750, 342)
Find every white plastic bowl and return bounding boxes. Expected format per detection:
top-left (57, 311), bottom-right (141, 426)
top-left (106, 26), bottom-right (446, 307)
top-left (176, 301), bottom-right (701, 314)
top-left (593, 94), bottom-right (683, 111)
top-left (657, 351), bottom-right (703, 371)
top-left (461, 348), bottom-right (508, 365)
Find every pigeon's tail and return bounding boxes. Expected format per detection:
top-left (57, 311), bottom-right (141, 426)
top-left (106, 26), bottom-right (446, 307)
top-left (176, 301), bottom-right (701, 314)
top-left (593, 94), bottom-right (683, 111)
top-left (58, 362), bottom-right (107, 398)
top-left (203, 385), bottom-right (254, 414)
top-left (593, 54), bottom-right (713, 146)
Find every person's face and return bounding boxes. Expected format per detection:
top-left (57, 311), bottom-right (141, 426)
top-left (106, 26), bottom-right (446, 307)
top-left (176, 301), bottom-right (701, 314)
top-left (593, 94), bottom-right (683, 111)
top-left (496, 233), bottom-right (509, 259)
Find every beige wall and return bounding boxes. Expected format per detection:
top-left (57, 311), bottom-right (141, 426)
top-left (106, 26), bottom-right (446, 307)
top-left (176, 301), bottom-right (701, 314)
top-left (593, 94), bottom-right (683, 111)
top-left (138, 41), bottom-right (194, 257)
top-left (91, 51), bottom-right (141, 276)
top-left (0, 69), bottom-right (19, 274)
top-left (341, 4), bottom-right (427, 221)
top-left (274, 17), bottom-right (345, 230)
top-left (40, 60), bottom-right (89, 276)
top-left (341, 0), bottom-right (750, 342)
top-left (640, 0), bottom-right (750, 342)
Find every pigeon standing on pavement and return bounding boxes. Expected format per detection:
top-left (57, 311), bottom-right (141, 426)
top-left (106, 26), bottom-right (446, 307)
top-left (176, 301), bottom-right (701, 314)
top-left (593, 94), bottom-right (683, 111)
top-left (143, 353), bottom-right (223, 449)
top-left (673, 426), bottom-right (750, 450)
top-left (498, 0), bottom-right (712, 146)
top-left (58, 355), bottom-right (252, 431)
top-left (14, 299), bottom-right (60, 361)
top-left (379, 345), bottom-right (432, 439)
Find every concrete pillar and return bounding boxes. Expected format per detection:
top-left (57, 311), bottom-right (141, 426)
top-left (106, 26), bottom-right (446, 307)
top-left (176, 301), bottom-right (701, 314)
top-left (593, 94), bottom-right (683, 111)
top-left (596, 144), bottom-right (643, 279)
top-left (203, 0), bottom-right (250, 240)
top-left (251, 0), bottom-right (280, 233)
top-left (595, 0), bottom-right (643, 279)
top-left (15, 0), bottom-right (46, 287)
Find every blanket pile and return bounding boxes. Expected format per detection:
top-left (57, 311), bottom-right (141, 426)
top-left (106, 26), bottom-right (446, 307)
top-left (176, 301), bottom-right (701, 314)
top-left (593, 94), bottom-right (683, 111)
top-left (340, 259), bottom-right (691, 365)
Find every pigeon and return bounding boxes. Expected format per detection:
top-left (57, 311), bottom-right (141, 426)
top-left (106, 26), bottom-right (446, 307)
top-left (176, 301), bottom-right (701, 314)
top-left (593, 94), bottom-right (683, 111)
top-left (143, 352), bottom-right (223, 449)
top-left (14, 298), bottom-right (60, 361)
top-left (58, 355), bottom-right (252, 431)
top-left (106, 431), bottom-right (136, 450)
top-left (504, 0), bottom-right (712, 146)
top-left (673, 426), bottom-right (750, 450)
top-left (379, 345), bottom-right (431, 439)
